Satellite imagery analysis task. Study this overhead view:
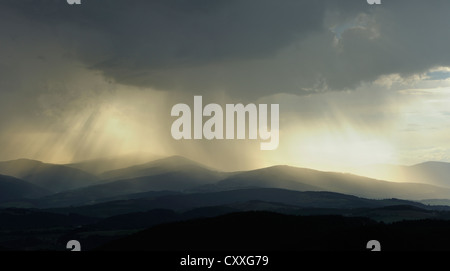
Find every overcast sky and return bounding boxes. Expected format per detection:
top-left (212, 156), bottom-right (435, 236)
top-left (1, 0), bottom-right (450, 172)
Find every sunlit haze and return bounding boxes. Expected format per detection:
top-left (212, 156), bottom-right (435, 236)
top-left (1, 1), bottom-right (450, 180)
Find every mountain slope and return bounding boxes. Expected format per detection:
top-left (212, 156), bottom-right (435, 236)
top-left (99, 155), bottom-right (225, 181)
top-left (33, 157), bottom-right (228, 208)
top-left (0, 159), bottom-right (100, 192)
top-left (19, 159), bottom-right (450, 208)
top-left (408, 161), bottom-right (450, 187)
top-left (0, 174), bottom-right (51, 202)
top-left (213, 165), bottom-right (450, 200)
top-left (353, 161), bottom-right (450, 188)
top-left (45, 188), bottom-right (429, 217)
top-left (34, 173), bottom-right (222, 208)
top-left (65, 153), bottom-right (162, 175)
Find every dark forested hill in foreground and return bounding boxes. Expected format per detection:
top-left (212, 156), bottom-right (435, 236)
top-left (97, 211), bottom-right (450, 251)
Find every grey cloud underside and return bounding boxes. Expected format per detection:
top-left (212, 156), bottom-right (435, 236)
top-left (2, 0), bottom-right (450, 99)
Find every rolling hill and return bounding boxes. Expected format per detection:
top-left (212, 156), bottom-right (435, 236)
top-left (8, 157), bottom-right (450, 208)
top-left (0, 174), bottom-right (50, 202)
top-left (90, 157), bottom-right (450, 203)
top-left (352, 161), bottom-right (450, 188)
top-left (98, 155), bottom-right (227, 181)
top-left (31, 156), bottom-right (229, 208)
top-left (3, 155), bottom-right (450, 210)
top-left (45, 188), bottom-right (430, 217)
top-left (0, 159), bottom-right (99, 192)
top-left (65, 153), bottom-right (162, 175)
top-left (210, 165), bottom-right (450, 200)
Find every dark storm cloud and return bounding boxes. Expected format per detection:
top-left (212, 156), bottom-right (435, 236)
top-left (2, 0), bottom-right (450, 168)
top-left (0, 0), bottom-right (359, 98)
top-left (2, 0), bottom-right (450, 99)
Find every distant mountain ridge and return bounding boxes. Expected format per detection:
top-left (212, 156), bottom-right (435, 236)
top-left (65, 153), bottom-right (163, 175)
top-left (0, 159), bottom-right (99, 193)
top-left (45, 188), bottom-right (431, 218)
top-left (99, 155), bottom-right (224, 181)
top-left (2, 155), bottom-right (450, 251)
top-left (353, 161), bottom-right (450, 188)
top-left (0, 174), bottom-right (50, 202)
top-left (207, 165), bottom-right (450, 200)
top-left (3, 156), bottom-right (450, 208)
top-left (22, 156), bottom-right (228, 208)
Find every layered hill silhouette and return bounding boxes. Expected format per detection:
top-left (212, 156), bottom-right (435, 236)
top-left (2, 155), bottom-right (450, 251)
top-left (28, 156), bottom-right (227, 207)
top-left (0, 159), bottom-right (99, 192)
top-left (98, 155), bottom-right (226, 181)
top-left (80, 201), bottom-right (442, 232)
top-left (65, 153), bottom-right (162, 175)
top-left (4, 156), bottom-right (450, 208)
top-left (0, 174), bottom-right (50, 202)
top-left (202, 165), bottom-right (450, 200)
top-left (45, 188), bottom-right (431, 217)
top-left (353, 161), bottom-right (450, 188)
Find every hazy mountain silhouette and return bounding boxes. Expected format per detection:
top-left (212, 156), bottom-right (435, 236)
top-left (99, 155), bottom-right (227, 181)
top-left (419, 199), bottom-right (450, 206)
top-left (2, 155), bottom-right (450, 209)
top-left (406, 161), bottom-right (450, 187)
top-left (353, 161), bottom-right (450, 188)
top-left (2, 155), bottom-right (450, 251)
top-left (77, 190), bottom-right (182, 203)
top-left (65, 153), bottom-right (163, 175)
top-left (5, 156), bottom-right (450, 202)
top-left (0, 159), bottom-right (99, 192)
top-left (0, 174), bottom-right (51, 202)
top-left (31, 157), bottom-right (227, 208)
top-left (211, 165), bottom-right (450, 200)
top-left (6, 156), bottom-right (450, 208)
top-left (44, 188), bottom-right (429, 217)
top-left (91, 157), bottom-right (450, 201)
